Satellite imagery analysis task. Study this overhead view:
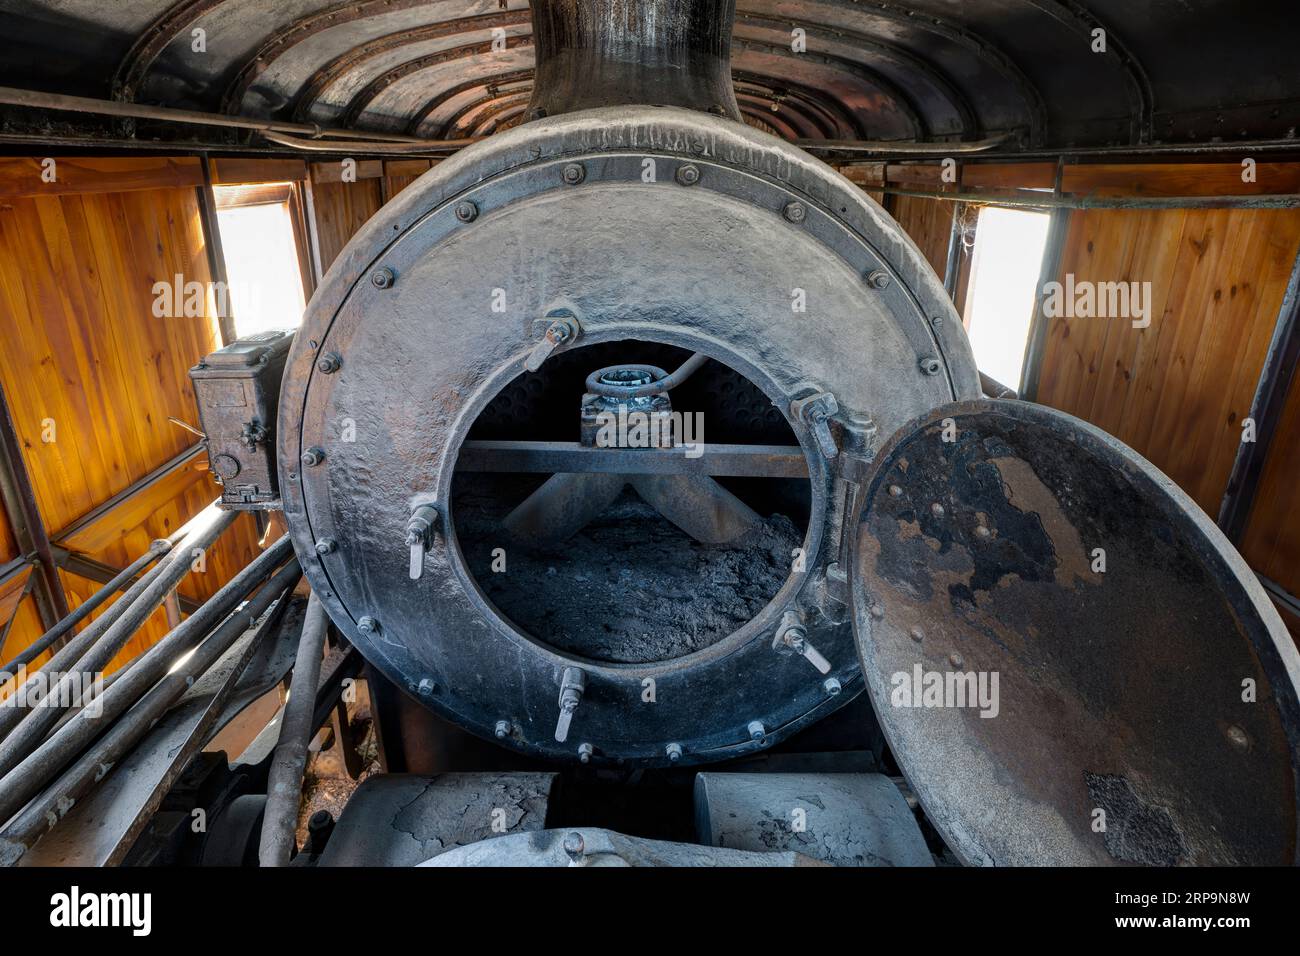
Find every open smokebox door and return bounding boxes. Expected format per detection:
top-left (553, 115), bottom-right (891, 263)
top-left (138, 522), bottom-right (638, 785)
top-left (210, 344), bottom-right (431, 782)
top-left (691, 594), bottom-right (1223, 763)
top-left (850, 398), bottom-right (1300, 866)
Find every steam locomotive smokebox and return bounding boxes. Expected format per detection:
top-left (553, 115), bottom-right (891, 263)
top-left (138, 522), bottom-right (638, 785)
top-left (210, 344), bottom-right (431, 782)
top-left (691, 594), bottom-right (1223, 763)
top-left (263, 0), bottom-right (1300, 865)
top-left (191, 329), bottom-right (294, 509)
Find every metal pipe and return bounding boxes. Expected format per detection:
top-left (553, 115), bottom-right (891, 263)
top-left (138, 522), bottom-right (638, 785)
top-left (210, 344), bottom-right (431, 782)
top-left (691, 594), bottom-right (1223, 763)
top-left (879, 186), bottom-right (1300, 210)
top-left (800, 134), bottom-right (1012, 156)
top-left (0, 535), bottom-right (178, 739)
top-left (0, 85), bottom-right (428, 144)
top-left (980, 371), bottom-right (1019, 400)
top-left (584, 353), bottom-right (711, 400)
top-left (0, 539), bottom-right (171, 675)
top-left (0, 507), bottom-right (237, 777)
top-left (0, 536), bottom-right (296, 826)
top-left (259, 130), bottom-right (474, 154)
top-left (259, 592), bottom-right (330, 866)
top-left (0, 507), bottom-right (222, 726)
top-left (0, 561), bottom-right (302, 863)
top-left (819, 136), bottom-right (1300, 161)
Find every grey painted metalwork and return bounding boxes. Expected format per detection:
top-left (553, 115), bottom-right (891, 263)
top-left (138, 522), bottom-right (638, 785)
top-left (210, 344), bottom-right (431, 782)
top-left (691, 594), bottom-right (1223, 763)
top-left (277, 104), bottom-right (979, 766)
top-left (694, 771), bottom-right (934, 866)
top-left (850, 399), bottom-right (1300, 865)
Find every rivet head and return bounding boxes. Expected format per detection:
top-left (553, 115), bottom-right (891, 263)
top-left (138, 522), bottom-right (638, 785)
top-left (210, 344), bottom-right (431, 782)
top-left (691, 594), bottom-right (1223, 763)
top-left (975, 525), bottom-right (992, 539)
top-left (315, 538), bottom-right (336, 555)
top-left (919, 356), bottom-right (942, 375)
top-left (1225, 725), bottom-right (1250, 750)
top-left (495, 720), bottom-right (510, 739)
top-left (747, 720), bottom-right (766, 741)
top-left (665, 742), bottom-right (683, 762)
top-left (866, 270), bottom-right (891, 290)
top-left (562, 162), bottom-right (585, 185)
top-left (931, 502), bottom-right (945, 517)
top-left (301, 446), bottom-right (325, 467)
top-left (417, 677), bottom-right (435, 696)
top-left (783, 201), bottom-right (807, 223)
top-left (370, 268), bottom-right (394, 290)
top-left (563, 832), bottom-right (585, 860)
top-left (455, 200), bottom-right (478, 222)
top-left (675, 164), bottom-right (701, 186)
top-left (357, 615), bottom-right (378, 635)
top-left (949, 652), bottom-right (964, 668)
top-left (869, 603), bottom-right (885, 619)
top-left (577, 742), bottom-right (594, 763)
top-left (888, 484), bottom-right (903, 498)
top-left (909, 626), bottom-right (924, 643)
top-left (824, 677), bottom-right (843, 696)
top-left (317, 351), bottom-right (342, 373)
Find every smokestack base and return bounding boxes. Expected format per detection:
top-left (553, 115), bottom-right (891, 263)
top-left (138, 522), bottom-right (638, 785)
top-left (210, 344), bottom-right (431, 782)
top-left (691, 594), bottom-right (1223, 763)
top-left (526, 0), bottom-right (741, 122)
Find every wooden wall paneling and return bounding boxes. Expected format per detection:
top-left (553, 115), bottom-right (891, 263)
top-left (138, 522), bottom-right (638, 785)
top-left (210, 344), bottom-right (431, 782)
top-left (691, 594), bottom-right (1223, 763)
top-left (311, 178), bottom-right (384, 272)
top-left (1115, 211), bottom-right (1226, 460)
top-left (1063, 163), bottom-right (1300, 198)
top-left (1100, 209), bottom-right (1188, 449)
top-left (1141, 211), bottom-right (1258, 510)
top-left (891, 194), bottom-right (953, 278)
top-left (310, 160), bottom-right (384, 184)
top-left (1070, 210), bottom-right (1144, 426)
top-left (1155, 211), bottom-right (1251, 463)
top-left (209, 158), bottom-right (307, 186)
top-left (0, 172), bottom-right (266, 668)
top-left (382, 173), bottom-right (424, 203)
top-left (963, 163), bottom-right (1057, 192)
top-left (1035, 206), bottom-right (1300, 515)
top-left (0, 157), bottom-right (203, 199)
top-left (1166, 212), bottom-right (1292, 510)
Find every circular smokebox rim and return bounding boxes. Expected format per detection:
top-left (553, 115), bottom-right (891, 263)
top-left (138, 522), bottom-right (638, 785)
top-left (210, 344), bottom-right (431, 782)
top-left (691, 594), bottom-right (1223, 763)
top-left (443, 327), bottom-right (829, 675)
top-left (277, 106), bottom-right (971, 761)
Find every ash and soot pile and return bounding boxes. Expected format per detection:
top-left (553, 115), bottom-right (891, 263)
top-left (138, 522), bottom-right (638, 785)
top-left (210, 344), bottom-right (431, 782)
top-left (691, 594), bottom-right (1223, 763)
top-left (456, 479), bottom-right (802, 664)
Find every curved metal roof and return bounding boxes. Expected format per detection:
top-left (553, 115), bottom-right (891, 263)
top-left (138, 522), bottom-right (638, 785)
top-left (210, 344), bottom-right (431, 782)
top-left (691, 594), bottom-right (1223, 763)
top-left (0, 0), bottom-right (1296, 150)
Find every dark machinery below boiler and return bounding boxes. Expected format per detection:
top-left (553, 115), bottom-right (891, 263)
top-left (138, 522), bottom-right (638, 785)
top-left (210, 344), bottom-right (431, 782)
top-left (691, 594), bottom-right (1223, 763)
top-left (2, 0), bottom-right (1298, 868)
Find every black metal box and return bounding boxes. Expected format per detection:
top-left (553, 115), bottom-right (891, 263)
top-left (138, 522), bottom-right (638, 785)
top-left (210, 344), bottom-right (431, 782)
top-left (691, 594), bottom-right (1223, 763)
top-left (189, 329), bottom-right (294, 509)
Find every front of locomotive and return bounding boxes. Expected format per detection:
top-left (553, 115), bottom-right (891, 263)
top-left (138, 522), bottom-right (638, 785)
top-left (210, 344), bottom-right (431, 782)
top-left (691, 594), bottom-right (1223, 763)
top-left (277, 0), bottom-right (979, 768)
top-left (275, 0), bottom-right (1300, 867)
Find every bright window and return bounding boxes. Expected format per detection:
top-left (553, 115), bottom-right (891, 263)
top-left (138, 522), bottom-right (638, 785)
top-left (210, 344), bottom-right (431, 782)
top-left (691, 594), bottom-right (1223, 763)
top-left (213, 184), bottom-right (308, 338)
top-left (963, 207), bottom-right (1051, 391)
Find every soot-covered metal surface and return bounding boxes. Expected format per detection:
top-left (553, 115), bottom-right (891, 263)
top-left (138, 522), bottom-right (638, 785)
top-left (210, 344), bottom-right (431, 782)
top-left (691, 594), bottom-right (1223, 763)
top-left (851, 400), bottom-right (1300, 866)
top-left (275, 104), bottom-right (978, 765)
